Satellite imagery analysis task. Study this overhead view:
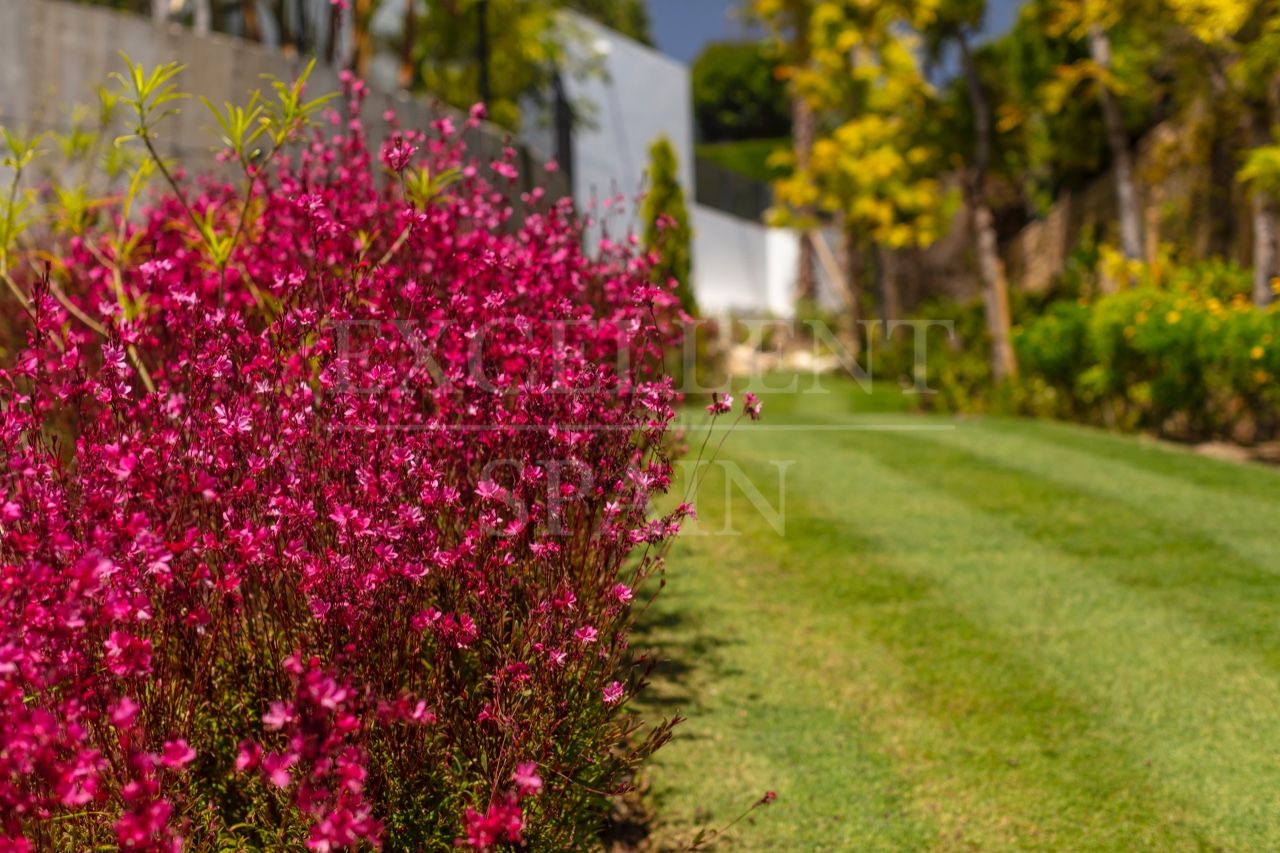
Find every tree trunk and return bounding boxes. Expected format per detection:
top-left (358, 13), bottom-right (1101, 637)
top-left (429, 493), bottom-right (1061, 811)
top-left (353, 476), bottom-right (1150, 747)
top-left (1246, 67), bottom-right (1280, 307)
top-left (973, 202), bottom-right (1017, 381)
top-left (243, 0), bottom-right (261, 41)
top-left (151, 0), bottom-right (166, 24)
top-left (793, 93), bottom-right (816, 302)
top-left (398, 0), bottom-right (418, 89)
top-left (839, 216), bottom-right (863, 334)
top-left (1088, 24), bottom-right (1144, 260)
top-left (1250, 192), bottom-right (1276, 305)
top-left (874, 243), bottom-right (902, 324)
top-left (193, 0), bottom-right (211, 35)
top-left (958, 32), bottom-right (1017, 381)
top-left (324, 0), bottom-right (342, 66)
top-left (1250, 108), bottom-right (1278, 306)
top-left (476, 0), bottom-right (492, 106)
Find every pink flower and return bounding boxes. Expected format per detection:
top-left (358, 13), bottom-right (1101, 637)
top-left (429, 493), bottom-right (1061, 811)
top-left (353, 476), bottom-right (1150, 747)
top-left (705, 392), bottom-right (733, 415)
top-left (0, 65), bottom-right (709, 849)
top-left (461, 797), bottom-right (523, 849)
top-left (115, 799), bottom-right (173, 850)
top-left (512, 761), bottom-right (542, 796)
top-left (234, 740), bottom-right (262, 772)
top-left (160, 739), bottom-right (196, 769)
top-left (476, 479), bottom-right (504, 500)
top-left (103, 631), bottom-right (152, 677)
top-left (110, 696), bottom-right (140, 729)
top-left (381, 137), bottom-right (417, 173)
top-left (261, 752), bottom-right (295, 788)
top-left (262, 701), bottom-right (293, 730)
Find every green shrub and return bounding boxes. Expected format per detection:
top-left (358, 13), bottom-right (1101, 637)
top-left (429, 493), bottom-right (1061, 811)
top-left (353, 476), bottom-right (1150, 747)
top-left (691, 41), bottom-right (791, 143)
top-left (642, 136), bottom-right (696, 315)
top-left (1019, 268), bottom-right (1276, 440)
top-left (903, 256), bottom-right (1278, 442)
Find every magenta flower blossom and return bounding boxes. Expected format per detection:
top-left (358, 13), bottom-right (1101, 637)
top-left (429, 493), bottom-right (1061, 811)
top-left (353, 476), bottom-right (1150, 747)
top-left (0, 67), bottom-right (712, 849)
top-left (159, 740), bottom-right (196, 770)
top-left (511, 761), bottom-right (542, 796)
top-left (380, 136), bottom-right (417, 173)
top-left (475, 479), bottom-right (505, 500)
top-left (706, 391), bottom-right (734, 415)
top-left (234, 741), bottom-right (263, 773)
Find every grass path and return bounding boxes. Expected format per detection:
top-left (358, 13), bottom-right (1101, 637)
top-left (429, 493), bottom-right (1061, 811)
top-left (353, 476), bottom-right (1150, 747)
top-left (638, 380), bottom-right (1280, 851)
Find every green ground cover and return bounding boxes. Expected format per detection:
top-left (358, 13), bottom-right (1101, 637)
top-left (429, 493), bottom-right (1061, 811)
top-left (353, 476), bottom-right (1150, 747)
top-left (640, 376), bottom-right (1280, 850)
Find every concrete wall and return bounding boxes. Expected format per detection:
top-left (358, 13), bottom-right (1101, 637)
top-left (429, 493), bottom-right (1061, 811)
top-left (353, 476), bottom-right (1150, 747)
top-left (540, 12), bottom-right (694, 221)
top-left (692, 204), bottom-right (845, 319)
top-left (537, 13), bottom-right (816, 318)
top-left (0, 0), bottom-right (566, 199)
top-left (692, 204), bottom-right (801, 317)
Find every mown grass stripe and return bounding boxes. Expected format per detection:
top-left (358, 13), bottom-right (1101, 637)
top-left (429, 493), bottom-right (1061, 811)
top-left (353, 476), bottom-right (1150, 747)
top-left (844, 426), bottom-right (1280, 671)
top-left (642, 527), bottom-right (935, 850)
top-left (685, 472), bottom-right (1208, 851)
top-left (900, 415), bottom-right (1280, 573)
top-left (773, 427), bottom-right (1280, 847)
top-left (647, 383), bottom-right (1280, 849)
top-left (979, 414), bottom-right (1280, 503)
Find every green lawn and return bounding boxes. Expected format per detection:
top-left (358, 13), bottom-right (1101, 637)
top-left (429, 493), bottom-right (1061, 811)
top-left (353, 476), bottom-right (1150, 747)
top-left (694, 138), bottom-right (789, 183)
top-left (638, 376), bottom-right (1280, 851)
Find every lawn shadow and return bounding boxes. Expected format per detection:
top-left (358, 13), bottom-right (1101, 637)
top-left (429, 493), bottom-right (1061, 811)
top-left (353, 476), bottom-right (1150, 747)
top-left (628, 591), bottom-right (745, 716)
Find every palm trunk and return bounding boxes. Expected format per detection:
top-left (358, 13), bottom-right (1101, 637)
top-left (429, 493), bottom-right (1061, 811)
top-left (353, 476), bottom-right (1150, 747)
top-left (839, 216), bottom-right (863, 334)
top-left (958, 32), bottom-right (1017, 381)
top-left (1250, 192), bottom-right (1276, 305)
top-left (398, 0), bottom-right (418, 89)
top-left (973, 202), bottom-right (1017, 380)
top-left (793, 93), bottom-right (816, 302)
top-left (874, 243), bottom-right (902, 324)
top-left (1250, 109), bottom-right (1278, 306)
top-left (193, 0), bottom-right (211, 35)
top-left (1247, 76), bottom-right (1280, 307)
top-left (1088, 24), bottom-right (1144, 261)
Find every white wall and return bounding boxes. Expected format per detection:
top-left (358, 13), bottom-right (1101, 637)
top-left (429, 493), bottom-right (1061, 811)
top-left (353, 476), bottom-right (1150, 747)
top-left (693, 204), bottom-right (791, 317)
top-left (554, 13), bottom-right (694, 226)
top-left (692, 206), bottom-right (847, 319)
top-left (529, 13), bottom-right (832, 319)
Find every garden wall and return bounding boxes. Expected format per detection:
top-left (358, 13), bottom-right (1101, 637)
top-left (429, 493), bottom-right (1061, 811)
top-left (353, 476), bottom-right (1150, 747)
top-left (0, 0), bottom-right (567, 200)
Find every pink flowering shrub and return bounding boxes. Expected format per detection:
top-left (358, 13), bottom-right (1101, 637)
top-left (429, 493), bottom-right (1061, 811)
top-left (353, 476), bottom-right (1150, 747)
top-left (0, 62), bottom-right (724, 850)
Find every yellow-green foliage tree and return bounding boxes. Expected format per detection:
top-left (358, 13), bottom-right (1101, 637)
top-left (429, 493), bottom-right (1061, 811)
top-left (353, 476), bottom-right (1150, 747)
top-left (753, 0), bottom-right (821, 300)
top-left (1041, 0), bottom-right (1157, 260)
top-left (758, 0), bottom-right (954, 331)
top-left (1192, 0), bottom-right (1280, 306)
top-left (924, 0), bottom-right (1021, 380)
top-left (1056, 0), bottom-right (1278, 304)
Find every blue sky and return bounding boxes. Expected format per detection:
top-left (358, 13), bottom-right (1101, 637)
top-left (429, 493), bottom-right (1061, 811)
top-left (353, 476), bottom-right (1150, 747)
top-left (646, 0), bottom-right (1026, 64)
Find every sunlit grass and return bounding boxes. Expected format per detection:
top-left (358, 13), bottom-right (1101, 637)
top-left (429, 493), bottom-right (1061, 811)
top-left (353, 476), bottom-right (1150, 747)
top-left (640, 375), bottom-right (1280, 850)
